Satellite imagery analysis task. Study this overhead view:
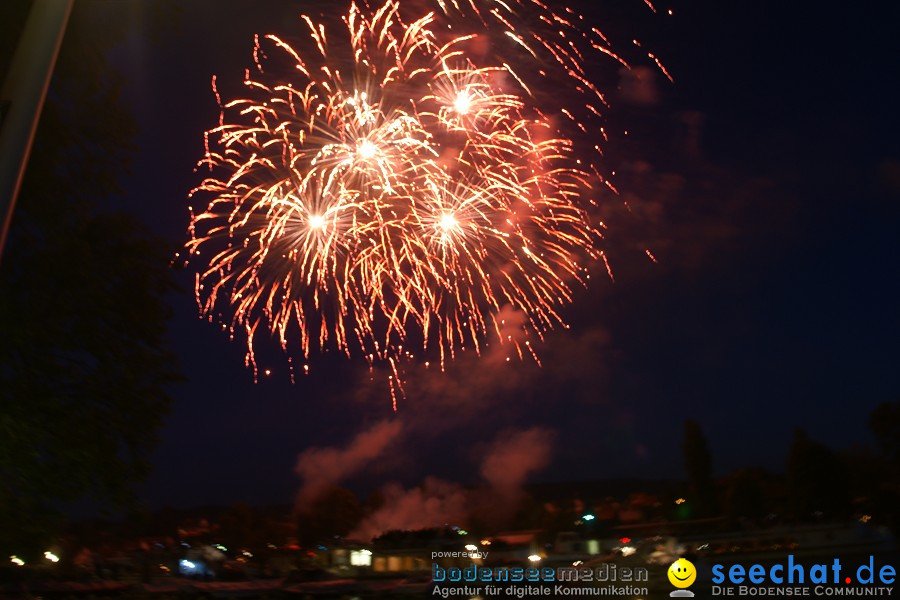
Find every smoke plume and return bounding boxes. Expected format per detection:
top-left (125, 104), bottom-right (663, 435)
top-left (295, 419), bottom-right (402, 508)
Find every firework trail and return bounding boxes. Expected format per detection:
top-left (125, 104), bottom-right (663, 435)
top-left (188, 0), bottom-right (662, 406)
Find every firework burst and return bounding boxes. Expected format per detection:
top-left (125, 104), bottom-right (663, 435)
top-left (188, 0), bottom-right (654, 406)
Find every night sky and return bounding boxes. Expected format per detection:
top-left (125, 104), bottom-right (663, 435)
top-left (48, 0), bottom-right (899, 509)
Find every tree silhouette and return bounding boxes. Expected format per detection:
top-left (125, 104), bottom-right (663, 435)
top-left (866, 401), bottom-right (900, 533)
top-left (0, 4), bottom-right (180, 557)
top-left (723, 468), bottom-right (768, 526)
top-left (868, 400), bottom-right (900, 468)
top-left (786, 428), bottom-right (849, 520)
top-left (682, 419), bottom-right (716, 517)
top-left (219, 503), bottom-right (277, 550)
top-left (296, 486), bottom-right (363, 545)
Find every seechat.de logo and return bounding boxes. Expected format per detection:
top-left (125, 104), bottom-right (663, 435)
top-left (668, 558), bottom-right (697, 598)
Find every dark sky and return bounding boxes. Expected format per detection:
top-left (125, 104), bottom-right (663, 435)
top-left (48, 0), bottom-right (900, 508)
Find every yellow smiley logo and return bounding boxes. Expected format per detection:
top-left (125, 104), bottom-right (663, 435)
top-left (668, 558), bottom-right (696, 588)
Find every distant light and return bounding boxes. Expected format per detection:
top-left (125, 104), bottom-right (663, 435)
top-left (619, 537), bottom-right (632, 544)
top-left (859, 515), bottom-right (872, 523)
top-left (675, 498), bottom-right (686, 505)
top-left (620, 546), bottom-right (637, 557)
top-left (465, 544), bottom-right (478, 552)
top-left (44, 551), bottom-right (59, 563)
top-left (10, 556), bottom-right (24, 566)
top-left (457, 529), bottom-right (468, 536)
top-left (582, 513), bottom-right (595, 521)
top-left (350, 549), bottom-right (372, 566)
top-left (214, 544), bottom-right (228, 552)
top-left (572, 560), bottom-right (583, 567)
top-left (480, 539), bottom-right (491, 546)
top-left (528, 554), bottom-right (542, 562)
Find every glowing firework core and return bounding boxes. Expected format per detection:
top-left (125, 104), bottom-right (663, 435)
top-left (308, 214), bottom-right (325, 230)
top-left (439, 214), bottom-right (459, 232)
top-left (357, 140), bottom-right (377, 160)
top-left (453, 91), bottom-right (472, 115)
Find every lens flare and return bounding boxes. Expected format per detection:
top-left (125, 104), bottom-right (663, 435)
top-left (188, 0), bottom-right (660, 406)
